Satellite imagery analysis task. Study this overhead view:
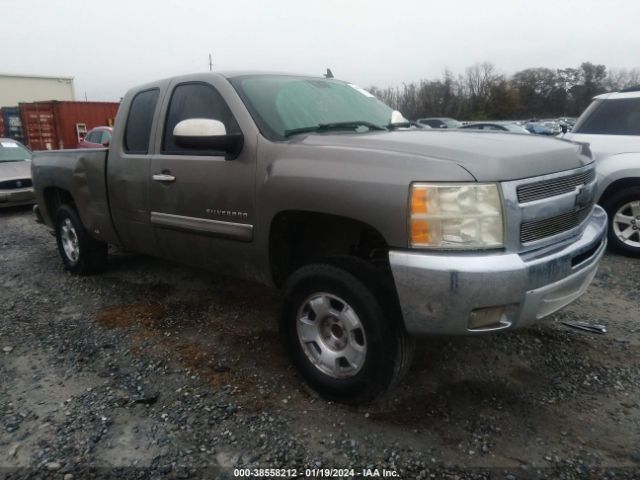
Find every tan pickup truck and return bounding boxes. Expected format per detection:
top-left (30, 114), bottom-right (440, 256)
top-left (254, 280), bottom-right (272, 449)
top-left (32, 72), bottom-right (607, 401)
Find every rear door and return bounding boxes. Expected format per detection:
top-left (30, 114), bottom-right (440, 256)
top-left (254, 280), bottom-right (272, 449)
top-left (148, 80), bottom-right (256, 270)
top-left (107, 87), bottom-right (163, 255)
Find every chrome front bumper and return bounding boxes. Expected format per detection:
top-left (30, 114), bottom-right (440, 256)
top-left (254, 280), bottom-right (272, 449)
top-left (0, 187), bottom-right (35, 207)
top-left (389, 205), bottom-right (607, 336)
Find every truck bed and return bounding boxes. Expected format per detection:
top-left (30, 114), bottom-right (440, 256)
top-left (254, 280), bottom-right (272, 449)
top-left (31, 148), bottom-right (120, 245)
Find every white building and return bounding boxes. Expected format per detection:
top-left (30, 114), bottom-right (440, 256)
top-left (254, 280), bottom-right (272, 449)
top-left (0, 73), bottom-right (75, 107)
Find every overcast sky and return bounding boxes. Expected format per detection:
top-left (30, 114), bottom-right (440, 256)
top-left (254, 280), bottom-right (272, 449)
top-left (3, 0), bottom-right (639, 101)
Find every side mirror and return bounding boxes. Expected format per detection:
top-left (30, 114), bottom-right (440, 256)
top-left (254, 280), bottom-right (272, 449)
top-left (561, 124), bottom-right (568, 134)
top-left (390, 110), bottom-right (409, 124)
top-left (102, 140), bottom-right (110, 147)
top-left (173, 118), bottom-right (243, 159)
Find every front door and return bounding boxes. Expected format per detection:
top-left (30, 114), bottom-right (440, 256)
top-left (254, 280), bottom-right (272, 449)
top-left (148, 81), bottom-right (256, 271)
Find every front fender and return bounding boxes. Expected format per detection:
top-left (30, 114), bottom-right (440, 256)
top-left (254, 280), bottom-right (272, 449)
top-left (595, 153), bottom-right (640, 201)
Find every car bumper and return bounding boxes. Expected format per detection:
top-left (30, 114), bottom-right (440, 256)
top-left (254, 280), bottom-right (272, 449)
top-left (0, 187), bottom-right (35, 207)
top-left (389, 205), bottom-right (607, 336)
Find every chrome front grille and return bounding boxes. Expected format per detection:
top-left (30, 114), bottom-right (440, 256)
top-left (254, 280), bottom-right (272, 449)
top-left (0, 178), bottom-right (32, 190)
top-left (520, 206), bottom-right (592, 243)
top-left (517, 169), bottom-right (595, 203)
top-left (501, 164), bottom-right (596, 252)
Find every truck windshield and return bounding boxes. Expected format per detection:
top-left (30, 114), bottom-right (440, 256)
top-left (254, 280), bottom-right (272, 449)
top-left (573, 98), bottom-right (640, 135)
top-left (230, 75), bottom-right (394, 139)
top-left (0, 141), bottom-right (32, 162)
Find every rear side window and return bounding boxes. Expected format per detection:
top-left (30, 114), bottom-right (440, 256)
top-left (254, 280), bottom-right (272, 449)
top-left (573, 98), bottom-right (640, 135)
top-left (124, 89), bottom-right (160, 153)
top-left (162, 82), bottom-right (239, 154)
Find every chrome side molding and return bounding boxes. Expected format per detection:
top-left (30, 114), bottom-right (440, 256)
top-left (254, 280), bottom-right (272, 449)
top-left (150, 211), bottom-right (253, 242)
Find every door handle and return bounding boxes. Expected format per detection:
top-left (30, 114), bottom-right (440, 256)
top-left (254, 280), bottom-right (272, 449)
top-left (152, 173), bottom-right (176, 183)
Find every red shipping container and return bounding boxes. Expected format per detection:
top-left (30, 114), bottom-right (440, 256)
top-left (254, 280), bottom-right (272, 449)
top-left (19, 101), bottom-right (119, 150)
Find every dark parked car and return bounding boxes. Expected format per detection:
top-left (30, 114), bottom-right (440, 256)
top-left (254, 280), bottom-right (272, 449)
top-left (416, 117), bottom-right (461, 129)
top-left (460, 122), bottom-right (530, 133)
top-left (78, 127), bottom-right (112, 148)
top-left (0, 138), bottom-right (34, 208)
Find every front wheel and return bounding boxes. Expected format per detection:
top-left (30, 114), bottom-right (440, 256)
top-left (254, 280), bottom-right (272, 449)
top-left (282, 262), bottom-right (413, 403)
top-left (55, 204), bottom-right (108, 274)
top-left (602, 186), bottom-right (640, 257)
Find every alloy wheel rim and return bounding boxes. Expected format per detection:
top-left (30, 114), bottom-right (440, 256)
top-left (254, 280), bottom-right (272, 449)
top-left (296, 293), bottom-right (367, 379)
top-left (60, 218), bottom-right (80, 263)
top-left (612, 200), bottom-right (640, 248)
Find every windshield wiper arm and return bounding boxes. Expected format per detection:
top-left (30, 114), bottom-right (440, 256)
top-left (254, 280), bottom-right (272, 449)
top-left (283, 126), bottom-right (322, 137)
top-left (318, 121), bottom-right (387, 131)
top-left (386, 121), bottom-right (413, 130)
top-left (284, 121), bottom-right (387, 137)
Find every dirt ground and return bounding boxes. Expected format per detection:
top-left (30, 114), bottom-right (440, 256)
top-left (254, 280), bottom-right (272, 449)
top-left (1, 205), bottom-right (639, 479)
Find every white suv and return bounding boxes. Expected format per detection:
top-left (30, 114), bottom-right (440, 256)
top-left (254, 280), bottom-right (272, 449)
top-left (564, 87), bottom-right (640, 257)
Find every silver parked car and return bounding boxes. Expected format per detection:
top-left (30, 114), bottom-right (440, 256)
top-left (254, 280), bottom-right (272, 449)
top-left (416, 117), bottom-right (461, 129)
top-left (0, 138), bottom-right (35, 208)
top-left (460, 122), bottom-right (530, 133)
top-left (562, 86), bottom-right (640, 256)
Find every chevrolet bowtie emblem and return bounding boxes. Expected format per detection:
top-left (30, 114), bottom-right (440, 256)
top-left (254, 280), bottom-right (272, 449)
top-left (575, 184), bottom-right (592, 209)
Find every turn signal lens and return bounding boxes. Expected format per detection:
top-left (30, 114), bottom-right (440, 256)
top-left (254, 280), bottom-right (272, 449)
top-left (410, 187), bottom-right (428, 214)
top-left (410, 220), bottom-right (430, 244)
top-left (409, 183), bottom-right (504, 249)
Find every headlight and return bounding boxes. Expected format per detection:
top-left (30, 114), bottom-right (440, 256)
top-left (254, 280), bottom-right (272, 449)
top-left (409, 183), bottom-right (504, 249)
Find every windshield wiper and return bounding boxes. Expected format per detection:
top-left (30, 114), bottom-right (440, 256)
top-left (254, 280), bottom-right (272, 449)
top-left (284, 121), bottom-right (387, 137)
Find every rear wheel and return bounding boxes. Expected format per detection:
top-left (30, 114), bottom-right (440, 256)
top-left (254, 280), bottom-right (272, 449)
top-left (282, 262), bottom-right (414, 403)
top-left (55, 204), bottom-right (107, 274)
top-left (602, 186), bottom-right (640, 257)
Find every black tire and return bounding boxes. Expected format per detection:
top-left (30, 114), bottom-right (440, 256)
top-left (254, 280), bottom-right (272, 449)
top-left (55, 204), bottom-right (108, 274)
top-left (601, 186), bottom-right (640, 257)
top-left (282, 260), bottom-right (414, 403)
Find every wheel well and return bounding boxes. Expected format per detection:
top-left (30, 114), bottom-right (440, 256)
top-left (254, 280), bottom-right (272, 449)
top-left (269, 211), bottom-right (391, 287)
top-left (43, 187), bottom-right (76, 222)
top-left (599, 177), bottom-right (640, 207)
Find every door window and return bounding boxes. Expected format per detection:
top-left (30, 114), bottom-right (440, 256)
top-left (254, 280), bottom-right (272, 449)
top-left (162, 83), bottom-right (240, 154)
top-left (124, 89), bottom-right (160, 153)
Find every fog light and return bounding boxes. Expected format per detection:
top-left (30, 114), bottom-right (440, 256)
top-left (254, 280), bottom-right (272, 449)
top-left (468, 306), bottom-right (507, 330)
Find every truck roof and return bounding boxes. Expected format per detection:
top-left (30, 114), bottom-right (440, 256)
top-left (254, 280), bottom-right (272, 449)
top-left (593, 89), bottom-right (640, 100)
top-left (125, 71), bottom-right (331, 96)
top-left (218, 70), bottom-right (324, 79)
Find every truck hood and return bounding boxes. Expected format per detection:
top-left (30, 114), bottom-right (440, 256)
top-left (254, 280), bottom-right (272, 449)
top-left (297, 130), bottom-right (592, 181)
top-left (0, 160), bottom-right (32, 181)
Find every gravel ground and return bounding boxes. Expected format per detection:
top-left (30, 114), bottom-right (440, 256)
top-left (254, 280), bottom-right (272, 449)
top-left (1, 205), bottom-right (639, 480)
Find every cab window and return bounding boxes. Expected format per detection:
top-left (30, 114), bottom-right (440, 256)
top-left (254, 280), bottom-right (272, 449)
top-left (124, 89), bottom-right (160, 154)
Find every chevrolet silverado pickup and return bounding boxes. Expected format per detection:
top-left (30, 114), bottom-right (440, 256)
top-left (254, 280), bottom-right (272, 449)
top-left (31, 72), bottom-right (607, 402)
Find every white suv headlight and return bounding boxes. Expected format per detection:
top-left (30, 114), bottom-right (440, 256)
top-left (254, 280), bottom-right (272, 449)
top-left (409, 183), bottom-right (504, 249)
